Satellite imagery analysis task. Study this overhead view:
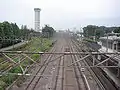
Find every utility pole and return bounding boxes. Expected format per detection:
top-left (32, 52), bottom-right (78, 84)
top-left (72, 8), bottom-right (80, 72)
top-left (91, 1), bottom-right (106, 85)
top-left (106, 33), bottom-right (108, 52)
top-left (94, 29), bottom-right (96, 41)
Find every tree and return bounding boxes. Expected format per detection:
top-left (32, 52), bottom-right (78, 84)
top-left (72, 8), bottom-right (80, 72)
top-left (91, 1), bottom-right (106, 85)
top-left (11, 23), bottom-right (19, 38)
top-left (0, 23), bottom-right (5, 37)
top-left (2, 21), bottom-right (13, 38)
top-left (83, 25), bottom-right (98, 38)
top-left (20, 25), bottom-right (30, 39)
top-left (83, 25), bottom-right (116, 40)
top-left (113, 27), bottom-right (120, 33)
top-left (42, 25), bottom-right (55, 38)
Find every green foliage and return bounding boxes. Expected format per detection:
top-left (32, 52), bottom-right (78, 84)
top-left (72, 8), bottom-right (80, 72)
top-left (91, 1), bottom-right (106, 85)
top-left (0, 21), bottom-right (36, 39)
top-left (0, 63), bottom-right (10, 70)
top-left (10, 67), bottom-right (22, 73)
top-left (0, 22), bottom-right (52, 90)
top-left (0, 80), bottom-right (6, 90)
top-left (31, 54), bottom-right (40, 61)
top-left (0, 21), bottom-right (38, 48)
top-left (83, 38), bottom-right (97, 43)
top-left (83, 25), bottom-right (98, 37)
top-left (0, 21), bottom-right (18, 38)
top-left (0, 74), bottom-right (17, 89)
top-left (113, 27), bottom-right (120, 33)
top-left (83, 25), bottom-right (117, 40)
top-left (42, 25), bottom-right (55, 38)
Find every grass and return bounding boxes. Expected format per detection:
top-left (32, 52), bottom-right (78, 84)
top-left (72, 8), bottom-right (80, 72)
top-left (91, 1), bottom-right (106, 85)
top-left (83, 38), bottom-right (97, 43)
top-left (0, 37), bottom-right (53, 90)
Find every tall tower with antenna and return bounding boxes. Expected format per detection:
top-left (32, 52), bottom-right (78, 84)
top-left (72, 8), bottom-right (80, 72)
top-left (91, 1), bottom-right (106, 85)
top-left (34, 8), bottom-right (41, 32)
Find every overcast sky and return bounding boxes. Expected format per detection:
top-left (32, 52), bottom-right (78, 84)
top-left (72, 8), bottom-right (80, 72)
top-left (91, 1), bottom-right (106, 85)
top-left (0, 0), bottom-right (120, 30)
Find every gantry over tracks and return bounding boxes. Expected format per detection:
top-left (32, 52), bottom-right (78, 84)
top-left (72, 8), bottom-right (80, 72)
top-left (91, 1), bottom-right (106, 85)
top-left (0, 51), bottom-right (119, 90)
top-left (0, 51), bottom-right (120, 68)
top-left (0, 33), bottom-right (120, 90)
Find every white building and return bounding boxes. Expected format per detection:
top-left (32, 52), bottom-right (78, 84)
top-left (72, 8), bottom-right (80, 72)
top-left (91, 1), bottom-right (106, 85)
top-left (34, 8), bottom-right (41, 32)
top-left (99, 36), bottom-right (120, 52)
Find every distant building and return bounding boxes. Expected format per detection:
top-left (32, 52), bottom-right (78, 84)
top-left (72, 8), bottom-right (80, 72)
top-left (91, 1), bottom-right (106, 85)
top-left (99, 36), bottom-right (120, 52)
top-left (34, 8), bottom-right (41, 32)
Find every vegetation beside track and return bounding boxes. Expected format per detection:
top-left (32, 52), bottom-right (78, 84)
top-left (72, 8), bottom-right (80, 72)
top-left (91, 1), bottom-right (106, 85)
top-left (83, 38), bottom-right (97, 43)
top-left (0, 37), bottom-right (53, 90)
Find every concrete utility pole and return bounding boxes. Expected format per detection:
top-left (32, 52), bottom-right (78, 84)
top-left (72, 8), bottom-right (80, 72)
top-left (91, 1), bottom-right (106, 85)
top-left (106, 33), bottom-right (108, 52)
top-left (34, 8), bottom-right (41, 32)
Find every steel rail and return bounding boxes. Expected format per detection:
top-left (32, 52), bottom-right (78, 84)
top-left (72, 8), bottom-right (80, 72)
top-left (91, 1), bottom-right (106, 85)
top-left (3, 38), bottom-right (52, 90)
top-left (61, 54), bottom-right (64, 90)
top-left (30, 40), bottom-right (63, 90)
top-left (40, 45), bottom-right (64, 90)
top-left (72, 39), bottom-right (106, 90)
top-left (73, 38), bottom-right (117, 90)
top-left (68, 39), bottom-right (89, 90)
top-left (25, 42), bottom-right (58, 90)
top-left (52, 48), bottom-right (63, 90)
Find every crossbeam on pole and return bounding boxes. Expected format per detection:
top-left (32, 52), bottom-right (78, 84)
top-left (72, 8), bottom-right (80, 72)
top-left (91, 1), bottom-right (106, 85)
top-left (22, 54), bottom-right (36, 63)
top-left (3, 53), bottom-right (17, 64)
top-left (68, 54), bottom-right (90, 66)
top-left (95, 54), bottom-right (119, 66)
top-left (0, 65), bottom-right (119, 76)
top-left (1, 51), bottom-right (120, 55)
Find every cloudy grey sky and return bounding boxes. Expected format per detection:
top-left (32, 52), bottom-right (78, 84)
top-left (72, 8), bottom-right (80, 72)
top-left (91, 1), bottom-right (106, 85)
top-left (0, 0), bottom-right (120, 30)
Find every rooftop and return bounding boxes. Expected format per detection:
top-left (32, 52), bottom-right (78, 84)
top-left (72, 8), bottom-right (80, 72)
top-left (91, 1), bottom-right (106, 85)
top-left (100, 36), bottom-right (120, 41)
top-left (34, 8), bottom-right (41, 11)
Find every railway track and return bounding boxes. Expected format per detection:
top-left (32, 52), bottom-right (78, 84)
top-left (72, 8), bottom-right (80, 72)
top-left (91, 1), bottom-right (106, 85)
top-left (65, 37), bottom-right (88, 90)
top-left (18, 34), bottom-right (88, 90)
top-left (72, 38), bottom-right (117, 90)
top-left (16, 38), bottom-right (66, 90)
top-left (23, 40), bottom-right (58, 90)
top-left (1, 38), bottom-right (55, 90)
top-left (52, 47), bottom-right (63, 90)
top-left (63, 40), bottom-right (81, 90)
top-left (2, 32), bottom-right (118, 90)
